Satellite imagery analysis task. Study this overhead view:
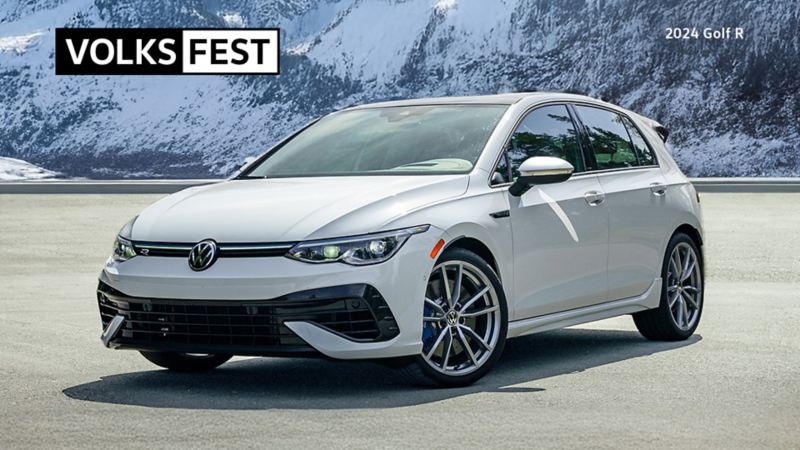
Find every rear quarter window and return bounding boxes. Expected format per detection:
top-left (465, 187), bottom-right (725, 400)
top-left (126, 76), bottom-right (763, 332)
top-left (622, 117), bottom-right (657, 166)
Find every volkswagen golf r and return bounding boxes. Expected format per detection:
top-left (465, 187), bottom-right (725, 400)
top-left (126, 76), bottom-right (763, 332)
top-left (98, 93), bottom-right (704, 386)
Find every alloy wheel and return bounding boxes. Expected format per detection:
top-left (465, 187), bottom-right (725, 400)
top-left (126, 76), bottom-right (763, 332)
top-left (666, 242), bottom-right (703, 330)
top-left (422, 260), bottom-right (502, 376)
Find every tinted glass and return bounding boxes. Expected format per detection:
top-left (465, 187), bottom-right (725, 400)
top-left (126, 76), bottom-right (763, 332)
top-left (505, 105), bottom-right (584, 179)
top-left (491, 152), bottom-right (511, 184)
top-left (243, 105), bottom-right (507, 177)
top-left (575, 105), bottom-right (638, 169)
top-left (622, 117), bottom-right (656, 166)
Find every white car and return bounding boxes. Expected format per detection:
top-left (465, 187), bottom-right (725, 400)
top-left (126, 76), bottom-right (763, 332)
top-left (98, 93), bottom-right (704, 386)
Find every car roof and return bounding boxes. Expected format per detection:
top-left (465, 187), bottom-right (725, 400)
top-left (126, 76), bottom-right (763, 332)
top-left (339, 92), bottom-right (668, 145)
top-left (342, 92), bottom-right (611, 109)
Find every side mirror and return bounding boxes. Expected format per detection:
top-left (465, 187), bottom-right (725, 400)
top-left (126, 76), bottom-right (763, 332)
top-left (509, 157), bottom-right (574, 197)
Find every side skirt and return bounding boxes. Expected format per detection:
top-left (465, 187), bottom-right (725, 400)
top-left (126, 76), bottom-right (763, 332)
top-left (507, 278), bottom-right (662, 339)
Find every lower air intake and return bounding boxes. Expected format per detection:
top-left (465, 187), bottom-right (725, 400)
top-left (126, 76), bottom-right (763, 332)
top-left (97, 282), bottom-right (399, 356)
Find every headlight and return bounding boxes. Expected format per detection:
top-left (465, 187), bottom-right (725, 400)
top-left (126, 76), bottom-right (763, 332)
top-left (112, 236), bottom-right (137, 262)
top-left (111, 217), bottom-right (138, 262)
top-left (287, 225), bottom-right (429, 266)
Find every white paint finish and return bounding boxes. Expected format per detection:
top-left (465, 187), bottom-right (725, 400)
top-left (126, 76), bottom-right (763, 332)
top-left (507, 278), bottom-right (662, 338)
top-left (518, 156), bottom-right (575, 177)
top-left (100, 92), bottom-right (703, 361)
top-left (597, 167), bottom-right (672, 299)
top-left (284, 322), bottom-right (422, 359)
top-left (131, 175), bottom-right (468, 242)
top-left (507, 175), bottom-right (609, 319)
top-left (539, 189), bottom-right (579, 243)
top-left (403, 187), bottom-right (517, 316)
top-left (103, 225), bottom-right (443, 359)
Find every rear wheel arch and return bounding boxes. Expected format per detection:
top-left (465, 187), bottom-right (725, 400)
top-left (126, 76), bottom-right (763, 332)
top-left (673, 223), bottom-right (703, 256)
top-left (633, 231), bottom-right (704, 341)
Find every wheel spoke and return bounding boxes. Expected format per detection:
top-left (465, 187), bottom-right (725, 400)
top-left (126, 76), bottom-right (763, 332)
top-left (668, 291), bottom-right (680, 308)
top-left (460, 305), bottom-right (499, 318)
top-left (675, 296), bottom-right (685, 327)
top-left (682, 291), bottom-right (698, 310)
top-left (683, 285), bottom-right (699, 293)
top-left (451, 264), bottom-right (463, 306)
top-left (441, 266), bottom-right (452, 308)
top-left (424, 297), bottom-right (445, 315)
top-left (441, 331), bottom-right (453, 369)
top-left (456, 327), bottom-right (478, 366)
top-left (672, 250), bottom-right (683, 280)
top-left (458, 285), bottom-right (490, 313)
top-left (681, 297), bottom-right (690, 326)
top-left (668, 258), bottom-right (680, 283)
top-left (667, 284), bottom-right (679, 293)
top-left (423, 316), bottom-right (442, 322)
top-left (458, 324), bottom-right (490, 351)
top-left (425, 327), bottom-right (448, 360)
top-left (681, 255), bottom-right (696, 282)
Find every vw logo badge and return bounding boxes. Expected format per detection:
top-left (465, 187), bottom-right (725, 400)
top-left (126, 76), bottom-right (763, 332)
top-left (446, 310), bottom-right (459, 326)
top-left (188, 239), bottom-right (219, 271)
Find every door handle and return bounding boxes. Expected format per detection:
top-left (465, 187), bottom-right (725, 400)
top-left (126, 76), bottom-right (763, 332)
top-left (650, 182), bottom-right (667, 196)
top-left (584, 191), bottom-right (605, 206)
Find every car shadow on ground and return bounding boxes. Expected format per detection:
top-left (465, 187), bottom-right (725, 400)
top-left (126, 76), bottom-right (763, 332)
top-left (63, 328), bottom-right (701, 410)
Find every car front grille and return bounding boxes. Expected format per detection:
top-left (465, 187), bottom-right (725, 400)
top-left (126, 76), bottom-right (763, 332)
top-left (97, 282), bottom-right (399, 356)
top-left (131, 241), bottom-right (296, 258)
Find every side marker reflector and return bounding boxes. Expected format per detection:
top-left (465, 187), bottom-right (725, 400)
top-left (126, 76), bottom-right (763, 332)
top-left (430, 239), bottom-right (445, 259)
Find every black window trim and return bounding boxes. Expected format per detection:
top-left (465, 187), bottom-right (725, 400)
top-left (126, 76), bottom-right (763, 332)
top-left (487, 102), bottom-right (589, 188)
top-left (567, 103), bottom-right (598, 171)
top-left (568, 101), bottom-right (660, 174)
top-left (237, 116), bottom-right (322, 179)
top-left (620, 114), bottom-right (659, 167)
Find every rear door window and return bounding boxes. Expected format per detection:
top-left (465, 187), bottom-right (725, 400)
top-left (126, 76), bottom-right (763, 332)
top-left (574, 105), bottom-right (638, 170)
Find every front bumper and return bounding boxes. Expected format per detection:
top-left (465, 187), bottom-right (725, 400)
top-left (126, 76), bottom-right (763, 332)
top-left (98, 281), bottom-right (399, 357)
top-left (98, 228), bottom-right (442, 359)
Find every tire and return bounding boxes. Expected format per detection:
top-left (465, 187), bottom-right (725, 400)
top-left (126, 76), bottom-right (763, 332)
top-left (633, 232), bottom-right (704, 341)
top-left (405, 247), bottom-right (508, 387)
top-left (140, 351), bottom-right (232, 372)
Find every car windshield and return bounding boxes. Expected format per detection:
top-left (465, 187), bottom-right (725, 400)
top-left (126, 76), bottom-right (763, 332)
top-left (240, 104), bottom-right (508, 178)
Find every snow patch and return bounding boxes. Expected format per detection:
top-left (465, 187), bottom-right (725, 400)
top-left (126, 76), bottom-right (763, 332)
top-left (434, 0), bottom-right (457, 13)
top-left (287, 41), bottom-right (312, 55)
top-left (0, 31), bottom-right (44, 54)
top-left (0, 157), bottom-right (59, 181)
top-left (221, 12), bottom-right (246, 28)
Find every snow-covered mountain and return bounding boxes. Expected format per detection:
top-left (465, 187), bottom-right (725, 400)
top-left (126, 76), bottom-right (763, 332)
top-left (0, 0), bottom-right (798, 178)
top-left (0, 156), bottom-right (59, 180)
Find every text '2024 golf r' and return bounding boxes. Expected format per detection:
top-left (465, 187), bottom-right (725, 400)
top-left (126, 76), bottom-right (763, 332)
top-left (98, 92), bottom-right (704, 386)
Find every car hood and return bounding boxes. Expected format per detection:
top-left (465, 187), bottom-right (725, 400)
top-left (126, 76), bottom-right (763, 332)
top-left (130, 175), bottom-right (468, 243)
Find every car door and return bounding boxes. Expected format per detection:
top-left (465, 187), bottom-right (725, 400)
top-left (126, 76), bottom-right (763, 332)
top-left (572, 104), bottom-right (671, 300)
top-left (493, 104), bottom-right (609, 319)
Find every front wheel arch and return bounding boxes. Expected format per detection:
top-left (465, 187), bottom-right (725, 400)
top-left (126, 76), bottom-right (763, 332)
top-left (444, 237), bottom-right (500, 279)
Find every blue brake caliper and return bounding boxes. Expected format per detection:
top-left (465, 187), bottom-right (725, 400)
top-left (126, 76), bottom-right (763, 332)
top-left (422, 302), bottom-right (437, 351)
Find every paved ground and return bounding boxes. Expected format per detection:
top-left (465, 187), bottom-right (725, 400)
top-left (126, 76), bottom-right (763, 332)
top-left (0, 193), bottom-right (798, 449)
